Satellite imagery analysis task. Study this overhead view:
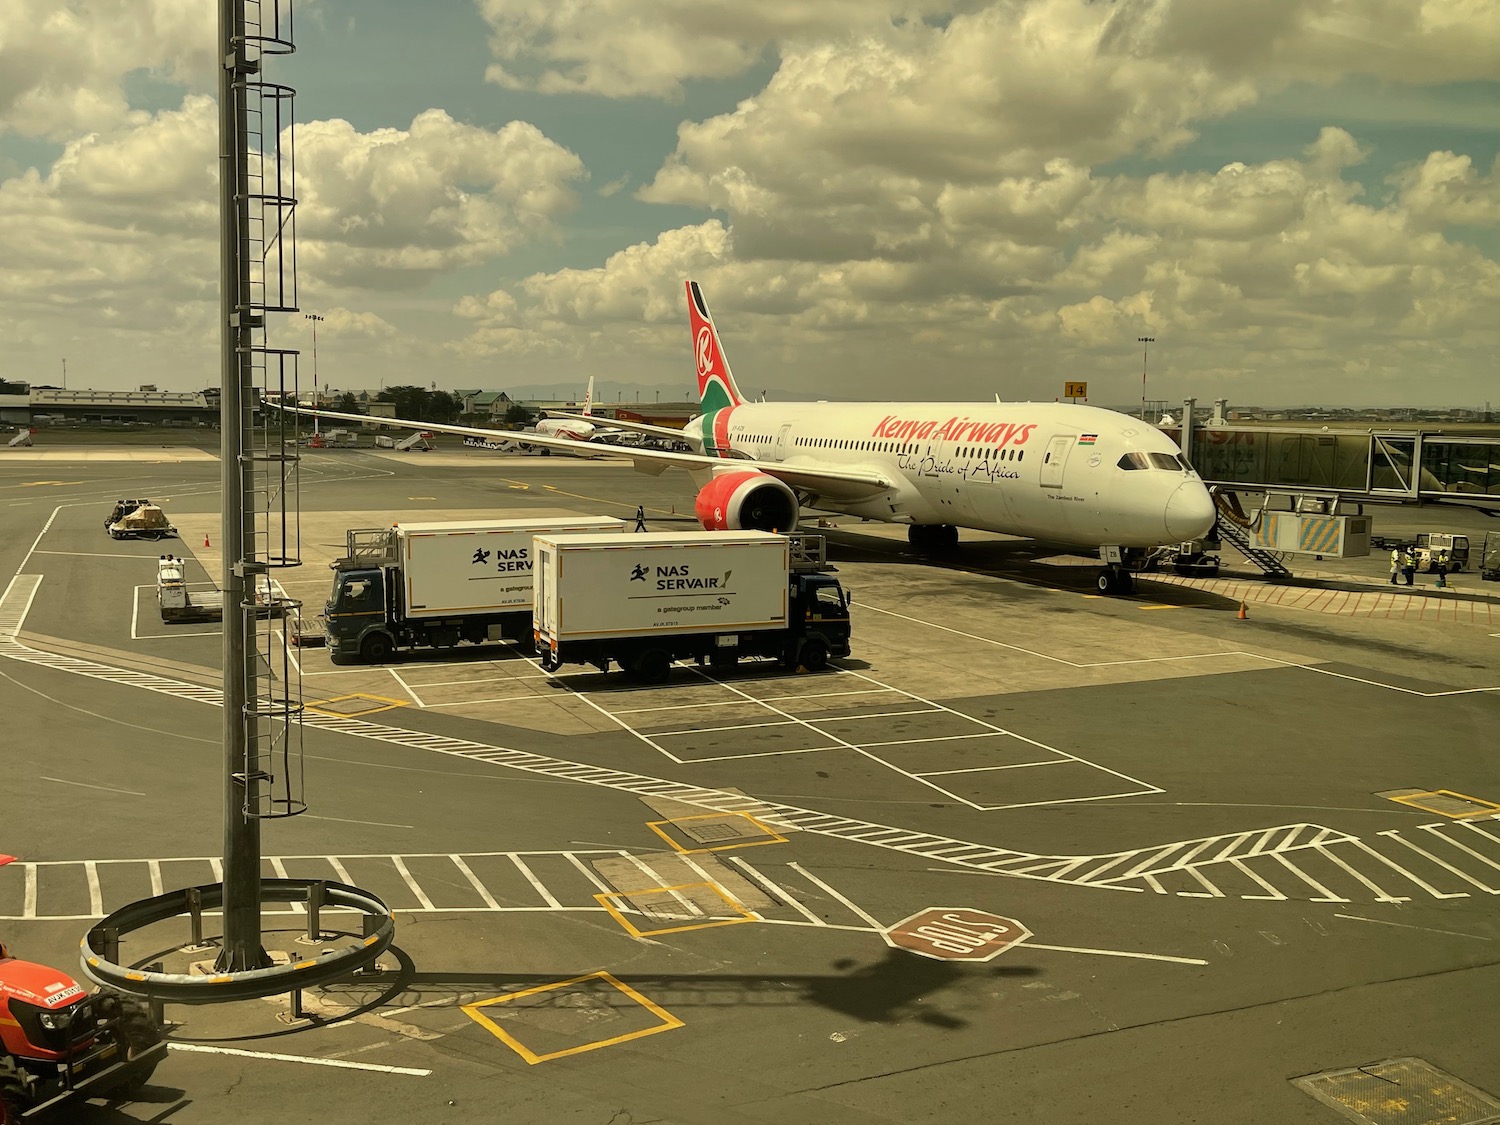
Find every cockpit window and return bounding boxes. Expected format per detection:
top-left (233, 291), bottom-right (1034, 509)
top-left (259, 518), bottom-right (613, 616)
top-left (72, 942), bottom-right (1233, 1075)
top-left (1149, 452), bottom-right (1182, 470)
top-left (1117, 452), bottom-right (1150, 470)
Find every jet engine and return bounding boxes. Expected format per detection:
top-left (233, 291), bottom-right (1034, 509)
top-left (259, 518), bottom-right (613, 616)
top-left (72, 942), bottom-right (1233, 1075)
top-left (695, 470), bottom-right (799, 532)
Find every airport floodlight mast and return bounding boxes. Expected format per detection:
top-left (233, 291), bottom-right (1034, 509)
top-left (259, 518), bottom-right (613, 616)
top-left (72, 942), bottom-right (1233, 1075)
top-left (1138, 336), bottom-right (1155, 421)
top-left (78, 0), bottom-right (392, 1005)
top-left (305, 312), bottom-right (324, 434)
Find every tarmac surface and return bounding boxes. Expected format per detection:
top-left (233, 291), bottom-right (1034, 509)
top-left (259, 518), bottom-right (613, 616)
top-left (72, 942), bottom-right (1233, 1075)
top-left (2, 439), bottom-right (1498, 1125)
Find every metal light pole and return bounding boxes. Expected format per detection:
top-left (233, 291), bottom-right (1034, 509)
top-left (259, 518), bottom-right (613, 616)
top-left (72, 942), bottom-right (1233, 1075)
top-left (216, 0), bottom-right (268, 974)
top-left (304, 313), bottom-right (324, 435)
top-left (61, 357), bottom-right (67, 391)
top-left (1138, 336), bottom-right (1155, 421)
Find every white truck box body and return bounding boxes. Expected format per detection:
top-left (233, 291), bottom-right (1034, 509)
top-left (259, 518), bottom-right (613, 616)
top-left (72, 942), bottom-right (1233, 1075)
top-left (534, 531), bottom-right (789, 643)
top-left (396, 518), bottom-right (626, 619)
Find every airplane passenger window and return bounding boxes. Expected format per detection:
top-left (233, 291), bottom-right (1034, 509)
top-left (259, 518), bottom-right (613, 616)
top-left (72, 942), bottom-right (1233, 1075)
top-left (1117, 452), bottom-right (1151, 470)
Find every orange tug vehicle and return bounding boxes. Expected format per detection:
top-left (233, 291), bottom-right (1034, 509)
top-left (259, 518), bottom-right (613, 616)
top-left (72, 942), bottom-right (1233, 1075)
top-left (0, 943), bottom-right (164, 1121)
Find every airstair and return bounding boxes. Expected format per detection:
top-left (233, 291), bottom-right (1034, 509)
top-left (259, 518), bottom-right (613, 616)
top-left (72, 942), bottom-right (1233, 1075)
top-left (1212, 491), bottom-right (1294, 578)
top-left (395, 430), bottom-right (433, 451)
top-left (6, 429), bottom-right (31, 448)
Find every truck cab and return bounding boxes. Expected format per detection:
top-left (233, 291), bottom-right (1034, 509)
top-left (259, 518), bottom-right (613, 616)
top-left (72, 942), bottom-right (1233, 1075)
top-left (790, 572), bottom-right (852, 663)
top-left (325, 565), bottom-right (392, 661)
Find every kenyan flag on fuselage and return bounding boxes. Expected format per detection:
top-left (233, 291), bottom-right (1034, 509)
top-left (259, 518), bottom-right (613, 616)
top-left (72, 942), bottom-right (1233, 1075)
top-left (687, 280), bottom-right (746, 458)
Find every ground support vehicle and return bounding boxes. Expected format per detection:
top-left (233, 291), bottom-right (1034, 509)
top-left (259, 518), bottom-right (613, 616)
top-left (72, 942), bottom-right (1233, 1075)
top-left (156, 555), bottom-right (223, 623)
top-left (1481, 534), bottom-right (1500, 582)
top-left (532, 531), bottom-right (852, 682)
top-left (325, 517), bottom-right (627, 663)
top-left (1415, 532), bottom-right (1470, 572)
top-left (0, 945), bottom-right (165, 1121)
top-left (104, 500), bottom-right (176, 541)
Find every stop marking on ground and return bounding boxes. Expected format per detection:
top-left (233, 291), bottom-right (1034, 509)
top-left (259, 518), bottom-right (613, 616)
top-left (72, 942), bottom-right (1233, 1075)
top-left (884, 907), bottom-right (1031, 961)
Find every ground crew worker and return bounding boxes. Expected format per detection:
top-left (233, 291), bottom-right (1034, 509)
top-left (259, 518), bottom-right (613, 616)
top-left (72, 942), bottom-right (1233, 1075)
top-left (634, 504), bottom-right (647, 532)
top-left (1401, 546), bottom-right (1417, 586)
top-left (1435, 549), bottom-right (1449, 587)
top-left (1389, 546), bottom-right (1402, 585)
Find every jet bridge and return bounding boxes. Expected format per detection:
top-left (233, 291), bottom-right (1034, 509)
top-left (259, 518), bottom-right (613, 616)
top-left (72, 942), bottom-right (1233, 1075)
top-left (1165, 416), bottom-right (1500, 507)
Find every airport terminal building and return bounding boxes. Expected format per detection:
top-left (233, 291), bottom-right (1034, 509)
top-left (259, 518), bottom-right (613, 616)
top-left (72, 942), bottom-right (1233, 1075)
top-left (0, 384), bottom-right (220, 427)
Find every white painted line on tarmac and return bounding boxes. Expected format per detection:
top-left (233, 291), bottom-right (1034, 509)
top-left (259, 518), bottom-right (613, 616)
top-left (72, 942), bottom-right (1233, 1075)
top-left (17, 505), bottom-right (61, 573)
top-left (39, 776), bottom-right (146, 797)
top-left (167, 1043), bottom-right (430, 1076)
top-left (1022, 942), bottom-right (1209, 965)
top-left (35, 550), bottom-right (161, 560)
top-left (788, 862), bottom-right (886, 930)
top-left (387, 668), bottom-right (423, 707)
top-left (304, 814), bottom-right (415, 830)
top-left (1332, 913), bottom-right (1496, 941)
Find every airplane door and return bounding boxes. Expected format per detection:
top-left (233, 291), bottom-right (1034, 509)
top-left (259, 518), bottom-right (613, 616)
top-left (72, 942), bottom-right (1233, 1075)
top-left (1039, 435), bottom-right (1073, 488)
top-left (774, 423), bottom-right (792, 461)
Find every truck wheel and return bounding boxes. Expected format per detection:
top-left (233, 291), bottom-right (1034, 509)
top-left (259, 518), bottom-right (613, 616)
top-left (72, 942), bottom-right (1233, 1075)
top-left (359, 632), bottom-right (394, 663)
top-left (637, 649), bottom-right (671, 684)
top-left (798, 639), bottom-right (829, 671)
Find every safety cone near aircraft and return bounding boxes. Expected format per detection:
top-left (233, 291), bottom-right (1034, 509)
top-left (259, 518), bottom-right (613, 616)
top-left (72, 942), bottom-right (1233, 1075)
top-left (279, 281), bottom-right (1215, 594)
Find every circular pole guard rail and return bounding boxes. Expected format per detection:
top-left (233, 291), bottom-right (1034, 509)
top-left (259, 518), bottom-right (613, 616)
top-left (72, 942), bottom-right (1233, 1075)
top-left (80, 879), bottom-right (395, 1003)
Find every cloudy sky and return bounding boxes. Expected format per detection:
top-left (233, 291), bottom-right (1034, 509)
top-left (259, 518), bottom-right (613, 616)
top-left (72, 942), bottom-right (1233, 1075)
top-left (1, 0), bottom-right (1497, 408)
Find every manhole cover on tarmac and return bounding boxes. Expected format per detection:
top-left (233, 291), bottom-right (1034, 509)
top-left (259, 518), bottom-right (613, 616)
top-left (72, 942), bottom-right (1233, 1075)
top-left (1293, 1057), bottom-right (1500, 1125)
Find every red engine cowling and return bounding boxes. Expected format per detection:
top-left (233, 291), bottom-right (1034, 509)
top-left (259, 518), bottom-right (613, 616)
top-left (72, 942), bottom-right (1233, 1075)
top-left (695, 470), bottom-right (799, 532)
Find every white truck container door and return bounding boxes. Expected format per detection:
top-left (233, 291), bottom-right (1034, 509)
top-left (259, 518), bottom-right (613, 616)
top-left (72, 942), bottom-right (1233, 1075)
top-left (536, 531), bottom-right (789, 642)
top-left (397, 517), bottom-right (624, 618)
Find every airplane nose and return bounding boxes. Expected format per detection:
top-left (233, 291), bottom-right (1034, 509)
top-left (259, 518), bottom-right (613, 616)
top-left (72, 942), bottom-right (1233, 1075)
top-left (1164, 482), bottom-right (1216, 542)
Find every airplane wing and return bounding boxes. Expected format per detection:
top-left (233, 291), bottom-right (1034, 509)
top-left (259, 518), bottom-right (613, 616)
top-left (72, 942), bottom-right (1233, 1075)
top-left (275, 405), bottom-right (894, 500)
top-left (541, 411), bottom-right (692, 443)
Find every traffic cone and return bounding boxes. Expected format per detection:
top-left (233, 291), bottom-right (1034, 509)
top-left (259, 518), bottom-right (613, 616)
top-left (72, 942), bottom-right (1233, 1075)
top-left (204, 534), bottom-right (211, 548)
top-left (1237, 600), bottom-right (1248, 620)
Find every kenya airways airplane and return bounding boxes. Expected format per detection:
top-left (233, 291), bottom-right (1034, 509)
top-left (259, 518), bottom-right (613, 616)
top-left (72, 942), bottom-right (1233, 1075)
top-left (293, 281), bottom-right (1215, 593)
top-left (531, 377), bottom-right (627, 443)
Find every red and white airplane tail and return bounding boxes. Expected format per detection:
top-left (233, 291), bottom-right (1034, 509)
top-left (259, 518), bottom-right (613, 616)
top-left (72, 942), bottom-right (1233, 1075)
top-left (582, 375), bottom-right (594, 418)
top-left (687, 280), bottom-right (745, 412)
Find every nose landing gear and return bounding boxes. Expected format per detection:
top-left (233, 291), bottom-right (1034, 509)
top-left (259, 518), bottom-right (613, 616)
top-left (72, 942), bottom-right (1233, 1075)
top-left (1095, 545), bottom-right (1137, 595)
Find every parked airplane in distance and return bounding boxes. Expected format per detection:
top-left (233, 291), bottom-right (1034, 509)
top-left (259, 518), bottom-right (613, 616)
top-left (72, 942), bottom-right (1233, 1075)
top-left (288, 281), bottom-right (1215, 593)
top-left (531, 376), bottom-right (612, 443)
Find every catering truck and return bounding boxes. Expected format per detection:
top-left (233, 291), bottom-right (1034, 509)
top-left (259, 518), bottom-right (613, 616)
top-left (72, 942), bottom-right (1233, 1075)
top-left (326, 517), bottom-right (626, 662)
top-left (532, 530), bottom-right (851, 682)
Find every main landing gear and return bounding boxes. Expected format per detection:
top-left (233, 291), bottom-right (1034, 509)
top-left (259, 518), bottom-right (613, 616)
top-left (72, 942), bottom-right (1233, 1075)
top-left (908, 524), bottom-right (959, 552)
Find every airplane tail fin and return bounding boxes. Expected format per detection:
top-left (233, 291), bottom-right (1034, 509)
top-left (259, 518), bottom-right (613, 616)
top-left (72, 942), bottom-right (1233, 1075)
top-left (583, 376), bottom-right (594, 418)
top-left (686, 280), bottom-right (745, 412)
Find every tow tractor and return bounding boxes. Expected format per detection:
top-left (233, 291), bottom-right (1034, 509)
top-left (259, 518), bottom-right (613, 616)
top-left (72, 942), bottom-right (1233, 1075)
top-left (0, 942), bottom-right (165, 1121)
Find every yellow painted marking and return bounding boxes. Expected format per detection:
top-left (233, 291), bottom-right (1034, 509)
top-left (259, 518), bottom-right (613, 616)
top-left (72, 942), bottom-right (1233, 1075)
top-left (1081, 594), bottom-right (1106, 600)
top-left (594, 881), bottom-right (756, 939)
top-left (1138, 605), bottom-right (1179, 611)
top-left (1386, 789), bottom-right (1500, 819)
top-left (304, 692), bottom-right (409, 717)
top-left (462, 971), bottom-right (682, 1064)
top-left (407, 496), bottom-right (437, 500)
top-left (507, 485), bottom-right (530, 490)
top-left (645, 811), bottom-right (788, 855)
top-left (19, 480), bottom-right (85, 487)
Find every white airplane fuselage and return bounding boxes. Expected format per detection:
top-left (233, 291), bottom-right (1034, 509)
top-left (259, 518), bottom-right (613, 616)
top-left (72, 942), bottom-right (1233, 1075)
top-left (533, 418), bottom-right (596, 442)
top-left (681, 400), bottom-right (1215, 548)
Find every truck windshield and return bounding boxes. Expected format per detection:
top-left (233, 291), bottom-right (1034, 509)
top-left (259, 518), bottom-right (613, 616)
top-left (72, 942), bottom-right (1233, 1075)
top-left (331, 571), bottom-right (383, 614)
